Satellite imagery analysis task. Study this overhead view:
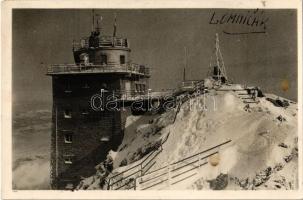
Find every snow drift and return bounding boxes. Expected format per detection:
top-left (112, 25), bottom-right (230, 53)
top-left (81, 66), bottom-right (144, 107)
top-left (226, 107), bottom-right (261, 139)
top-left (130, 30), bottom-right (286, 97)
top-left (77, 87), bottom-right (298, 190)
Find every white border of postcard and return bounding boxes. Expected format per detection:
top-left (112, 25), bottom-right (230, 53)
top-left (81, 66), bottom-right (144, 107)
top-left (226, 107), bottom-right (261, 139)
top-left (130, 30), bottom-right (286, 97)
top-left (1, 0), bottom-right (302, 199)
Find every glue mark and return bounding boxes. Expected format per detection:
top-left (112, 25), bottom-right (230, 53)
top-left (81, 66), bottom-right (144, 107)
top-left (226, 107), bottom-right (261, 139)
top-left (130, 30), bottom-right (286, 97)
top-left (281, 79), bottom-right (289, 92)
top-left (209, 153), bottom-right (220, 166)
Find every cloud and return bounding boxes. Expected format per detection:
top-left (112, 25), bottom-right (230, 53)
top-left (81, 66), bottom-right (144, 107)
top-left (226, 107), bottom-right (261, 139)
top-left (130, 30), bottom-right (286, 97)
top-left (13, 156), bottom-right (50, 190)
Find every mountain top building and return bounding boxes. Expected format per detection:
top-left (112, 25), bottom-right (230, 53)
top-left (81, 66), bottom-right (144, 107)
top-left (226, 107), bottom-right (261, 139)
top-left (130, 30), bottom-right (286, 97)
top-left (47, 13), bottom-right (150, 189)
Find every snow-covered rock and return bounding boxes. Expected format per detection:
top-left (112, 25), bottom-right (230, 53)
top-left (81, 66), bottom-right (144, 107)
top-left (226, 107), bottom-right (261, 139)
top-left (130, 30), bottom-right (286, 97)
top-left (77, 87), bottom-right (298, 190)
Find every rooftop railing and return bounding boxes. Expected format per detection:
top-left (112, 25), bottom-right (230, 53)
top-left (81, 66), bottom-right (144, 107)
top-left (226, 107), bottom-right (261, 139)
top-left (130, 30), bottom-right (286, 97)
top-left (47, 63), bottom-right (150, 76)
top-left (181, 80), bottom-right (204, 88)
top-left (73, 36), bottom-right (129, 51)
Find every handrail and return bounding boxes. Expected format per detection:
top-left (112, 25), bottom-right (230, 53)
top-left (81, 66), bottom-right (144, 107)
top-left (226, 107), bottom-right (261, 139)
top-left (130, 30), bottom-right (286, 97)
top-left (171, 139), bottom-right (231, 165)
top-left (108, 136), bottom-right (231, 190)
top-left (111, 170), bottom-right (140, 186)
top-left (110, 162), bottom-right (141, 180)
top-left (109, 150), bottom-right (160, 190)
top-left (140, 171), bottom-right (168, 184)
top-left (73, 35), bottom-right (129, 50)
top-left (108, 101), bottom-right (180, 190)
top-left (109, 140), bottom-right (162, 181)
top-left (170, 172), bottom-right (197, 186)
top-left (107, 133), bottom-right (170, 190)
top-left (47, 63), bottom-right (150, 76)
top-left (115, 180), bottom-right (135, 190)
top-left (144, 164), bottom-right (168, 176)
top-left (142, 178), bottom-right (169, 190)
top-left (109, 91), bottom-right (230, 190)
top-left (137, 140), bottom-right (232, 190)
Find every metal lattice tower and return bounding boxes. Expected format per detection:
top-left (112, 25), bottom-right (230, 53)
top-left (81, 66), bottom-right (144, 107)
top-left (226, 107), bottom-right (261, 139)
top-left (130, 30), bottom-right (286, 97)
top-left (208, 33), bottom-right (228, 85)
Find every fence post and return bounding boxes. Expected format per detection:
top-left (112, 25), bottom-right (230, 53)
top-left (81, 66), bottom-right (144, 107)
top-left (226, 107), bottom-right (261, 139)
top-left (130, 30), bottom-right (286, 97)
top-left (167, 165), bottom-right (171, 189)
top-left (107, 178), bottom-right (111, 190)
top-left (140, 163), bottom-right (143, 176)
top-left (135, 178), bottom-right (141, 190)
top-left (198, 154), bottom-right (202, 169)
top-left (140, 163), bottom-right (143, 183)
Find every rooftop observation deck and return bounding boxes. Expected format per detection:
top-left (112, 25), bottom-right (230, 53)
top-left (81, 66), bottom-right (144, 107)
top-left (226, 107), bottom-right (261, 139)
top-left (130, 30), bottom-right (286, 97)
top-left (46, 63), bottom-right (150, 76)
top-left (73, 36), bottom-right (129, 51)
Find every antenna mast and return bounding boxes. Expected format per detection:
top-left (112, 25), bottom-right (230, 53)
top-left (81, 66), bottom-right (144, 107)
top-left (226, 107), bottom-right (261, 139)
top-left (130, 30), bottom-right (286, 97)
top-left (113, 13), bottom-right (117, 37)
top-left (183, 46), bottom-right (187, 82)
top-left (210, 33), bottom-right (228, 85)
top-left (91, 10), bottom-right (95, 32)
top-left (96, 14), bottom-right (102, 33)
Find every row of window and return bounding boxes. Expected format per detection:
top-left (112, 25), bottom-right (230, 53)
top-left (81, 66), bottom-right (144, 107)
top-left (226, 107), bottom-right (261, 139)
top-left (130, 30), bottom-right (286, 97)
top-left (63, 109), bottom-right (90, 118)
top-left (62, 82), bottom-right (147, 94)
top-left (62, 134), bottom-right (110, 164)
top-left (64, 133), bottom-right (73, 143)
top-left (63, 109), bottom-right (112, 118)
top-left (80, 53), bottom-right (126, 65)
top-left (63, 133), bottom-right (110, 144)
top-left (63, 155), bottom-right (73, 164)
top-left (61, 82), bottom-right (109, 93)
top-left (135, 84), bottom-right (146, 92)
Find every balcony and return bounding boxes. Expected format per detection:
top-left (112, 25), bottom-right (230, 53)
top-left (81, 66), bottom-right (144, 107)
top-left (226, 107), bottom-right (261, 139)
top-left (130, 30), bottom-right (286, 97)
top-left (47, 63), bottom-right (150, 77)
top-left (73, 36), bottom-right (129, 51)
top-left (99, 89), bottom-right (172, 102)
top-left (180, 80), bottom-right (204, 89)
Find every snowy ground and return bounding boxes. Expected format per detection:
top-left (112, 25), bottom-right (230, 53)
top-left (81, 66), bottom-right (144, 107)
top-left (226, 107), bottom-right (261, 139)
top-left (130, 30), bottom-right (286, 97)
top-left (77, 86), bottom-right (298, 190)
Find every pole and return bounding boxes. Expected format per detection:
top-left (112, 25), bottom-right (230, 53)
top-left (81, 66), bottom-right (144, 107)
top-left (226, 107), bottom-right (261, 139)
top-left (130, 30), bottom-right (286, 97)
top-left (198, 153), bottom-right (201, 168)
top-left (113, 13), bottom-right (117, 38)
top-left (135, 178), bottom-right (141, 190)
top-left (107, 178), bottom-right (111, 190)
top-left (167, 165), bottom-right (171, 189)
top-left (92, 9), bottom-right (95, 32)
top-left (112, 13), bottom-right (117, 47)
top-left (55, 107), bottom-right (58, 177)
top-left (96, 15), bottom-right (102, 33)
top-left (215, 33), bottom-right (221, 83)
top-left (183, 46), bottom-right (187, 82)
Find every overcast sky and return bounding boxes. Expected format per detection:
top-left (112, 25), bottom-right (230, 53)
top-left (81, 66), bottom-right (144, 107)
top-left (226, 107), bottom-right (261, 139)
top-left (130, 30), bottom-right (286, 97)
top-left (13, 9), bottom-right (297, 106)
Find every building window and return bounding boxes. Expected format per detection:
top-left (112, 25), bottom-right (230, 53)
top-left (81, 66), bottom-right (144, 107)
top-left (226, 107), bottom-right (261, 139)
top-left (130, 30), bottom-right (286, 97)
top-left (142, 84), bottom-right (146, 92)
top-left (81, 108), bottom-right (89, 115)
top-left (120, 55), bottom-right (125, 64)
top-left (80, 39), bottom-right (86, 48)
top-left (64, 109), bottom-right (72, 118)
top-left (65, 183), bottom-right (74, 190)
top-left (135, 84), bottom-right (139, 92)
top-left (80, 53), bottom-right (89, 65)
top-left (135, 84), bottom-right (145, 92)
top-left (82, 82), bottom-right (90, 89)
top-left (64, 156), bottom-right (73, 164)
top-left (101, 83), bottom-right (108, 91)
top-left (65, 80), bottom-right (72, 93)
top-left (100, 136), bottom-right (110, 142)
top-left (101, 54), bottom-right (107, 65)
top-left (64, 133), bottom-right (73, 143)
